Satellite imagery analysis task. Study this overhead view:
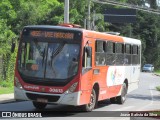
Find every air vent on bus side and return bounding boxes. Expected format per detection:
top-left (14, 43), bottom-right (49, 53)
top-left (103, 32), bottom-right (120, 35)
top-left (58, 23), bottom-right (81, 28)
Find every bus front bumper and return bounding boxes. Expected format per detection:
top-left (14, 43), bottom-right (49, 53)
top-left (14, 87), bottom-right (81, 106)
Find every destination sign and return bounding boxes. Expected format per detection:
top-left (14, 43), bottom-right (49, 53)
top-left (30, 31), bottom-right (74, 39)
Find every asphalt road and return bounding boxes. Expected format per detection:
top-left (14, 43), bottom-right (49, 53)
top-left (96, 72), bottom-right (160, 111)
top-left (0, 72), bottom-right (160, 119)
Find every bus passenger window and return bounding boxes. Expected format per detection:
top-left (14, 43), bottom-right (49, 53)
top-left (132, 45), bottom-right (138, 55)
top-left (132, 45), bottom-right (139, 65)
top-left (124, 44), bottom-right (131, 65)
top-left (116, 43), bottom-right (124, 65)
top-left (125, 44), bottom-right (131, 54)
top-left (95, 40), bottom-right (106, 66)
top-left (96, 41), bottom-right (105, 53)
top-left (106, 41), bottom-right (115, 65)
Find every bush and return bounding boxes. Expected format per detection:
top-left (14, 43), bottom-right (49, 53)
top-left (156, 86), bottom-right (160, 91)
top-left (0, 80), bottom-right (13, 88)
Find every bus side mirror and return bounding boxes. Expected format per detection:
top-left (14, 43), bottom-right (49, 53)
top-left (11, 39), bottom-right (16, 53)
top-left (86, 47), bottom-right (91, 57)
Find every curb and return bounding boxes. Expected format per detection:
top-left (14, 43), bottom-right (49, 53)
top-left (0, 93), bottom-right (15, 104)
top-left (0, 99), bottom-right (15, 104)
top-left (154, 73), bottom-right (160, 77)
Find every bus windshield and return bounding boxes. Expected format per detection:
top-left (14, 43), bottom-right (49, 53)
top-left (18, 40), bottom-right (80, 80)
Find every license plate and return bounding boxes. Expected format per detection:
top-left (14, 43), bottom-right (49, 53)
top-left (37, 98), bottom-right (48, 103)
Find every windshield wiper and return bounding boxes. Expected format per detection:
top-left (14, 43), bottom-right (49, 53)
top-left (50, 43), bottom-right (65, 66)
top-left (48, 43), bottom-right (65, 77)
top-left (42, 47), bottom-right (46, 66)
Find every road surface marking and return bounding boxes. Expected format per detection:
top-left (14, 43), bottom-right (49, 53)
top-left (137, 85), bottom-right (154, 111)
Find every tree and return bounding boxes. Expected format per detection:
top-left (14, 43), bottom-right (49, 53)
top-left (0, 0), bottom-right (62, 82)
top-left (1, 0), bottom-right (160, 83)
top-left (148, 0), bottom-right (158, 9)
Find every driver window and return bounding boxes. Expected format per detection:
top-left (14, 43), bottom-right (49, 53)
top-left (83, 46), bottom-right (92, 68)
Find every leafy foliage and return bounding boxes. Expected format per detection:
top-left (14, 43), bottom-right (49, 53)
top-left (0, 0), bottom-right (160, 84)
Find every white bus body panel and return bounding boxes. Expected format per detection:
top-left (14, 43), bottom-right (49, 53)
top-left (123, 37), bottom-right (141, 93)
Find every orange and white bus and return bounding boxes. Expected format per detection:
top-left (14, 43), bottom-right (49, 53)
top-left (13, 24), bottom-right (141, 111)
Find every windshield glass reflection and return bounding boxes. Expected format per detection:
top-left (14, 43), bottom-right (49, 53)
top-left (18, 41), bottom-right (80, 80)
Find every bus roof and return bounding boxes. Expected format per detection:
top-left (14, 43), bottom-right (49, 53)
top-left (23, 25), bottom-right (141, 45)
top-left (123, 37), bottom-right (141, 45)
top-left (23, 25), bottom-right (84, 32)
top-left (83, 30), bottom-right (141, 45)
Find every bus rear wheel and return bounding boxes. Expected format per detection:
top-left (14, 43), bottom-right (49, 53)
top-left (83, 88), bottom-right (97, 112)
top-left (116, 83), bottom-right (127, 104)
top-left (32, 101), bottom-right (47, 110)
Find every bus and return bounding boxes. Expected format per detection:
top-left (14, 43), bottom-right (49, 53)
top-left (13, 23), bottom-right (141, 111)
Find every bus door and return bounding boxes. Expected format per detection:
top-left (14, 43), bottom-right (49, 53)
top-left (80, 41), bottom-right (93, 104)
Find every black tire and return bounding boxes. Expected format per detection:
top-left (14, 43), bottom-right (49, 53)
top-left (116, 83), bottom-right (127, 104)
top-left (82, 88), bottom-right (97, 112)
top-left (110, 97), bottom-right (116, 104)
top-left (32, 101), bottom-right (47, 110)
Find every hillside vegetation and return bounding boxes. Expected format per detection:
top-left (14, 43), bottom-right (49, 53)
top-left (0, 0), bottom-right (160, 84)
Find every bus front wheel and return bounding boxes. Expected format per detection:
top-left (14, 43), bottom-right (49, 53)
top-left (83, 88), bottom-right (97, 112)
top-left (32, 101), bottom-right (47, 110)
top-left (116, 83), bottom-right (127, 104)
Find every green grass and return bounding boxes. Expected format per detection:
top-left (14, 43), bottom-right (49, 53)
top-left (0, 86), bottom-right (13, 94)
top-left (156, 86), bottom-right (160, 91)
top-left (155, 70), bottom-right (160, 75)
top-left (155, 70), bottom-right (160, 92)
top-left (0, 80), bottom-right (14, 94)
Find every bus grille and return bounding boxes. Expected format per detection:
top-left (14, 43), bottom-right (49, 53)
top-left (26, 93), bottom-right (60, 102)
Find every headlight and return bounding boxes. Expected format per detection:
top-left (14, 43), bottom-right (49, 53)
top-left (15, 77), bottom-right (23, 89)
top-left (65, 82), bottom-right (78, 94)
